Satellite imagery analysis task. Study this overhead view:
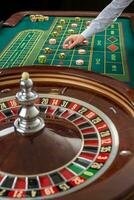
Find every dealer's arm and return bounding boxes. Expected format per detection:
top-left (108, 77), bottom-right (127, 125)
top-left (63, 0), bottom-right (133, 49)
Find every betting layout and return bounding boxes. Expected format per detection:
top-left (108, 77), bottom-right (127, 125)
top-left (0, 14), bottom-right (129, 82)
top-left (35, 15), bottom-right (128, 80)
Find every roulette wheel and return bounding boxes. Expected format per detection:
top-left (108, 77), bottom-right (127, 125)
top-left (0, 66), bottom-right (134, 200)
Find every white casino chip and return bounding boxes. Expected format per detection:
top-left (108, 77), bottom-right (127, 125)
top-left (49, 38), bottom-right (57, 45)
top-left (76, 59), bottom-right (84, 65)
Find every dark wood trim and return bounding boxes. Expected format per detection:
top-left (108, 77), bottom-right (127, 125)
top-left (3, 11), bottom-right (134, 30)
top-left (0, 66), bottom-right (134, 112)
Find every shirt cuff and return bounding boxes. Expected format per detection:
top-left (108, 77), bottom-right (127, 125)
top-left (81, 26), bottom-right (95, 40)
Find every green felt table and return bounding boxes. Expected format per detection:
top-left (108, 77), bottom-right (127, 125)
top-left (0, 11), bottom-right (134, 87)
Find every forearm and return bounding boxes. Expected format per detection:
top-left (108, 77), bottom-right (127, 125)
top-left (81, 0), bottom-right (133, 39)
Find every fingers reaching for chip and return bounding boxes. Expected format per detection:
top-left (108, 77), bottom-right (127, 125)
top-left (63, 34), bottom-right (85, 49)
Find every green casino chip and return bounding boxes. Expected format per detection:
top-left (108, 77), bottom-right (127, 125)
top-left (38, 55), bottom-right (47, 64)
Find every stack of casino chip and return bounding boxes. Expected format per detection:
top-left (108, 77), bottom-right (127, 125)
top-left (75, 17), bottom-right (81, 22)
top-left (76, 59), bottom-right (84, 65)
top-left (59, 53), bottom-right (66, 59)
top-left (37, 15), bottom-right (45, 22)
top-left (71, 23), bottom-right (78, 28)
top-left (29, 15), bottom-right (49, 22)
top-left (30, 15), bottom-right (37, 22)
top-left (86, 20), bottom-right (91, 26)
top-left (44, 47), bottom-right (52, 54)
top-left (49, 38), bottom-right (57, 45)
top-left (51, 31), bottom-right (58, 37)
top-left (56, 25), bottom-right (63, 33)
top-left (78, 49), bottom-right (86, 54)
top-left (38, 55), bottom-right (47, 64)
top-left (44, 16), bottom-right (49, 21)
top-left (68, 29), bottom-right (75, 34)
top-left (59, 19), bottom-right (66, 25)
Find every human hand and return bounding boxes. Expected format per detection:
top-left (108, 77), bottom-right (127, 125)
top-left (63, 34), bottom-right (85, 49)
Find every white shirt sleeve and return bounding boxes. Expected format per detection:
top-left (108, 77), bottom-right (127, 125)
top-left (81, 0), bottom-right (133, 39)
